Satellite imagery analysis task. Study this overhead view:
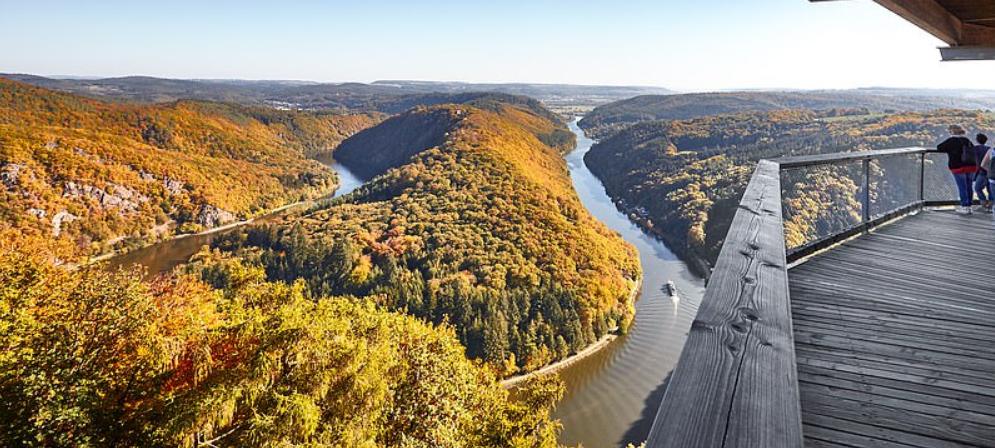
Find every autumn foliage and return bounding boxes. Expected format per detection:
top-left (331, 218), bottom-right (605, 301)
top-left (0, 78), bottom-right (380, 257)
top-left (213, 102), bottom-right (641, 373)
top-left (0, 234), bottom-right (565, 447)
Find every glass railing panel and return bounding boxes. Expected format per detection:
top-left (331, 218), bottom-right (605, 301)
top-left (923, 152), bottom-right (962, 203)
top-left (780, 161), bottom-right (864, 252)
top-left (869, 153), bottom-right (921, 217)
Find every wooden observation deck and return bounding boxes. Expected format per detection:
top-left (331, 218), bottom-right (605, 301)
top-left (646, 148), bottom-right (995, 447)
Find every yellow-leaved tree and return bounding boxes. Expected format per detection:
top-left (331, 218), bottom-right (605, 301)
top-left (0, 233), bottom-right (565, 447)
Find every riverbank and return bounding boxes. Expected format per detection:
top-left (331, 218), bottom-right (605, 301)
top-left (95, 161), bottom-right (367, 276)
top-left (614, 201), bottom-right (713, 279)
top-left (551, 119), bottom-right (706, 448)
top-left (85, 198), bottom-right (313, 267)
top-left (501, 333), bottom-right (619, 389)
top-left (574, 122), bottom-right (714, 280)
top-left (86, 157), bottom-right (371, 270)
top-left (501, 277), bottom-right (641, 389)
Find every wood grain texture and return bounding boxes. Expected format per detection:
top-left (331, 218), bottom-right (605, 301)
top-left (646, 160), bottom-right (803, 448)
top-left (873, 0), bottom-right (963, 45)
top-left (790, 210), bottom-right (995, 447)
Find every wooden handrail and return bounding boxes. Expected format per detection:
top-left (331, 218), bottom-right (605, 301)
top-left (646, 160), bottom-right (802, 447)
top-left (646, 146), bottom-right (953, 447)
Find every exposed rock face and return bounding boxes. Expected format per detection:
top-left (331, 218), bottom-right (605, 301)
top-left (63, 181), bottom-right (148, 213)
top-left (196, 205), bottom-right (236, 228)
top-left (1, 163), bottom-right (25, 189)
top-left (138, 171), bottom-right (185, 195)
top-left (110, 184), bottom-right (146, 204)
top-left (58, 145), bottom-right (107, 163)
top-left (162, 177), bottom-right (185, 195)
top-left (52, 211), bottom-right (77, 236)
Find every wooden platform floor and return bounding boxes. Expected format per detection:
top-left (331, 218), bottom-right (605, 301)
top-left (789, 209), bottom-right (995, 447)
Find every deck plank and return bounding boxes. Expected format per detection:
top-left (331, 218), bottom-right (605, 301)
top-left (804, 413), bottom-right (977, 448)
top-left (790, 210), bottom-right (995, 447)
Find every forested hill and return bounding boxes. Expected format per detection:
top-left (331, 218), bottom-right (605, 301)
top-left (213, 101), bottom-right (641, 373)
top-left (335, 94), bottom-right (575, 179)
top-left (584, 108), bottom-right (995, 273)
top-left (0, 78), bottom-right (381, 256)
top-left (0, 80), bottom-right (576, 447)
top-left (579, 91), bottom-right (995, 138)
top-left (333, 107), bottom-right (457, 179)
top-left (1, 73), bottom-right (671, 112)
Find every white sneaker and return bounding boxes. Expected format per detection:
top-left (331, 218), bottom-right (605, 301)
top-left (956, 206), bottom-right (971, 215)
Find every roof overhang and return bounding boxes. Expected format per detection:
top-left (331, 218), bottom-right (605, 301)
top-left (812, 0), bottom-right (995, 60)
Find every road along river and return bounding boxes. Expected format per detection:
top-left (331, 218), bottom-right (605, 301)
top-left (105, 161), bottom-right (363, 274)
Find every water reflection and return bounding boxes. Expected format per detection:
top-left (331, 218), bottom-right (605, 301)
top-left (552, 119), bottom-right (705, 448)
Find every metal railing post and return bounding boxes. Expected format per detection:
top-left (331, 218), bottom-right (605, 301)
top-left (773, 148), bottom-right (946, 263)
top-left (862, 158), bottom-right (871, 227)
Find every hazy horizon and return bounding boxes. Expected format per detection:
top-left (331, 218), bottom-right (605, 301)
top-left (12, 74), bottom-right (995, 95)
top-left (4, 0), bottom-right (995, 91)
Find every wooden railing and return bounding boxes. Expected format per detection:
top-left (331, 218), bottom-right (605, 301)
top-left (645, 147), bottom-right (956, 447)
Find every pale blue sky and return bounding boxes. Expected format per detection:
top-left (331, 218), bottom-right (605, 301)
top-left (1, 0), bottom-right (991, 91)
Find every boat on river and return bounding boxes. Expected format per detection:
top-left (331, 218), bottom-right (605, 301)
top-left (664, 280), bottom-right (678, 300)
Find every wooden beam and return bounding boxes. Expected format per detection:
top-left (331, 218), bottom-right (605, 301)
top-left (645, 160), bottom-right (803, 448)
top-left (939, 45), bottom-right (995, 60)
top-left (812, 0), bottom-right (995, 59)
top-left (873, 0), bottom-right (962, 45)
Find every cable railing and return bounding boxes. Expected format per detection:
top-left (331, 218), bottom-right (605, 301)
top-left (645, 147), bottom-right (959, 448)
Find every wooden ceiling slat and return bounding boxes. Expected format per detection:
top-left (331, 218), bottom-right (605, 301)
top-left (813, 0), bottom-right (995, 60)
top-left (872, 0), bottom-right (995, 46)
top-left (873, 0), bottom-right (963, 45)
top-left (936, 0), bottom-right (995, 23)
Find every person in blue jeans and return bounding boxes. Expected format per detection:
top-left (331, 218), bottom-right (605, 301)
top-left (936, 125), bottom-right (978, 214)
top-left (982, 147), bottom-right (995, 218)
top-left (973, 134), bottom-right (992, 211)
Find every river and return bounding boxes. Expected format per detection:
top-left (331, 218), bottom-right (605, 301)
top-left (552, 119), bottom-right (704, 448)
top-left (105, 161), bottom-right (364, 274)
top-left (105, 122), bottom-right (705, 447)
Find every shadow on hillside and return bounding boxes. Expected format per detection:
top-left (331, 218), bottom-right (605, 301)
top-left (617, 371), bottom-right (672, 447)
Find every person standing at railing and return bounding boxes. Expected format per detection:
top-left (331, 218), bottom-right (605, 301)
top-left (981, 147), bottom-right (995, 219)
top-left (936, 124), bottom-right (978, 215)
top-left (973, 134), bottom-right (992, 212)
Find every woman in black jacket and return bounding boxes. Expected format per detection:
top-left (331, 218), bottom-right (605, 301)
top-left (936, 125), bottom-right (978, 214)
